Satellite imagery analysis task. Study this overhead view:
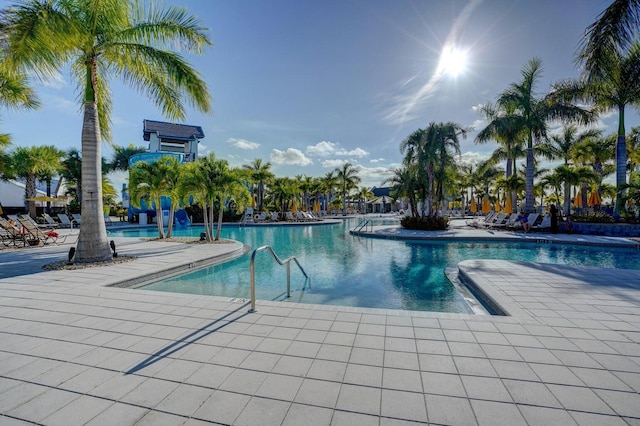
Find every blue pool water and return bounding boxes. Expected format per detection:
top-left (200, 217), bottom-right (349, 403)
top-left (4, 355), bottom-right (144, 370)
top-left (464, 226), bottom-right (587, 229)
top-left (109, 219), bottom-right (640, 313)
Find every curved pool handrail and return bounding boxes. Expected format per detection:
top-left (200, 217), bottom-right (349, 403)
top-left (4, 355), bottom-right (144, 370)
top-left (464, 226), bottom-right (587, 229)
top-left (249, 245), bottom-right (309, 312)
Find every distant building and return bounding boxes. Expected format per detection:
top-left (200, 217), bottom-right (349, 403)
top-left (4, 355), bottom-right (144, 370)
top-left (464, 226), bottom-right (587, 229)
top-left (143, 119), bottom-right (205, 162)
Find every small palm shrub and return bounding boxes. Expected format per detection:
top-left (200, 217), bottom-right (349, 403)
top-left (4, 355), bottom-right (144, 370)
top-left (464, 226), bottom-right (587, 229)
top-left (571, 211), bottom-right (615, 223)
top-left (401, 215), bottom-right (448, 230)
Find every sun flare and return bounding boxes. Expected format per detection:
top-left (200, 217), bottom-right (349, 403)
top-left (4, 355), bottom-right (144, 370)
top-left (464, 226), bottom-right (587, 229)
top-left (438, 45), bottom-right (468, 78)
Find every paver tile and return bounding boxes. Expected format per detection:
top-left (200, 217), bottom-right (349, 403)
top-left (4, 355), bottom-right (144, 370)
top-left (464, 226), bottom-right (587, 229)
top-left (336, 383), bottom-right (381, 415)
top-left (192, 390), bottom-right (250, 424)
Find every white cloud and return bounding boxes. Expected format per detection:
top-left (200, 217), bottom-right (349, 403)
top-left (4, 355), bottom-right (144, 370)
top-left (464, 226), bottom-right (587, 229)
top-left (469, 119), bottom-right (486, 131)
top-left (370, 158), bottom-right (386, 163)
top-left (458, 151), bottom-right (490, 167)
top-left (270, 148), bottom-right (313, 166)
top-left (228, 138), bottom-right (260, 150)
top-left (321, 159), bottom-right (349, 168)
top-left (306, 141), bottom-right (369, 157)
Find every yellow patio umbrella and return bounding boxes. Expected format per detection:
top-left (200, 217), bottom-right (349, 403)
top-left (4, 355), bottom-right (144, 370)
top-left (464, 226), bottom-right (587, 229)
top-left (494, 201), bottom-right (501, 212)
top-left (573, 191), bottom-right (582, 207)
top-left (481, 194), bottom-right (491, 214)
top-left (588, 190), bottom-right (601, 206)
top-left (470, 198), bottom-right (477, 213)
top-left (26, 195), bottom-right (70, 203)
top-left (291, 201), bottom-right (298, 212)
top-left (504, 196), bottom-right (513, 214)
top-left (313, 201), bottom-right (320, 212)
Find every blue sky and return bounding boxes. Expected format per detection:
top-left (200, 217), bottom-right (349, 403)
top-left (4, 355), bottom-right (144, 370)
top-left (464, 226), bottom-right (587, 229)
top-left (2, 0), bottom-right (639, 192)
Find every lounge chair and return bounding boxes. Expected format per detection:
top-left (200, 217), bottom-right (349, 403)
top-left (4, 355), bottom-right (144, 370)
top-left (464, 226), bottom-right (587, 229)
top-left (43, 213), bottom-right (60, 227)
top-left (104, 214), bottom-right (115, 226)
top-left (17, 215), bottom-right (71, 245)
top-left (72, 213), bottom-right (82, 225)
top-left (271, 212), bottom-right (279, 221)
top-left (0, 217), bottom-right (28, 247)
top-left (466, 211), bottom-right (497, 228)
top-left (492, 214), bottom-right (517, 229)
top-left (483, 213), bottom-right (508, 228)
top-left (509, 213), bottom-right (540, 232)
top-left (531, 214), bottom-right (552, 231)
top-left (57, 214), bottom-right (76, 228)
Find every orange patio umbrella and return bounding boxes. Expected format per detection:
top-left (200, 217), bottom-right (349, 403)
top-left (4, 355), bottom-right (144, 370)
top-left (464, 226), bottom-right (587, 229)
top-left (470, 198), bottom-right (477, 213)
top-left (481, 194), bottom-right (491, 214)
top-left (588, 190), bottom-right (601, 206)
top-left (494, 200), bottom-right (501, 212)
top-left (291, 201), bottom-right (298, 212)
top-left (573, 191), bottom-right (582, 208)
top-left (504, 196), bottom-right (513, 214)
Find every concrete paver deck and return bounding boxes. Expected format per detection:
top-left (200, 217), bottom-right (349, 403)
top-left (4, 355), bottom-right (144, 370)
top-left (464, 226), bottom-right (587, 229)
top-left (0, 222), bottom-right (639, 425)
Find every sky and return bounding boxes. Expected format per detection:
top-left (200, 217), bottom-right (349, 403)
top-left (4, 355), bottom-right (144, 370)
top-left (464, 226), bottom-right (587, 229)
top-left (2, 0), bottom-right (639, 196)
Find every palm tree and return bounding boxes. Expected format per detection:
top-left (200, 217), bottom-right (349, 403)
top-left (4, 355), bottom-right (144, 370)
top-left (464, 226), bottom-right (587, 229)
top-left (0, 62), bottom-right (40, 150)
top-left (566, 43), bottom-right (640, 213)
top-left (36, 145), bottom-right (65, 215)
top-left (628, 126), bottom-right (640, 172)
top-left (110, 144), bottom-right (147, 172)
top-left (242, 158), bottom-right (273, 212)
top-left (335, 162), bottom-right (361, 214)
top-left (500, 58), bottom-right (592, 213)
top-left (2, 0), bottom-right (211, 262)
top-left (538, 125), bottom-right (602, 214)
top-left (9, 145), bottom-right (63, 218)
top-left (129, 158), bottom-right (173, 238)
top-left (321, 171), bottom-right (338, 212)
top-left (182, 154), bottom-right (249, 241)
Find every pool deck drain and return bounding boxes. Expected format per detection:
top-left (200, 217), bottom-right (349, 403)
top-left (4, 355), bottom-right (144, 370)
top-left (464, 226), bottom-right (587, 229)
top-left (0, 223), bottom-right (639, 425)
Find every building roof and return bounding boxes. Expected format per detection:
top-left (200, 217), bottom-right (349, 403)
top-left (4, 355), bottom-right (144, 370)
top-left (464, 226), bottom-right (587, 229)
top-left (143, 119), bottom-right (205, 141)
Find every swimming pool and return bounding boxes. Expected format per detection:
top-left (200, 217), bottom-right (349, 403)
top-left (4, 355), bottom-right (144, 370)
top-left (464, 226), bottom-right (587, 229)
top-left (110, 219), bottom-right (640, 313)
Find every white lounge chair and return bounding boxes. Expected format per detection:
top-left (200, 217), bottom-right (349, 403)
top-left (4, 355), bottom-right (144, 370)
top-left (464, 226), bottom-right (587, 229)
top-left (531, 214), bottom-right (551, 231)
top-left (71, 213), bottom-right (82, 225)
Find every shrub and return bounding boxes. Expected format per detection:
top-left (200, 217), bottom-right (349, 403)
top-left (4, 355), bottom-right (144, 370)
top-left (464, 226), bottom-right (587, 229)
top-left (401, 215), bottom-right (449, 230)
top-left (571, 211), bottom-right (615, 223)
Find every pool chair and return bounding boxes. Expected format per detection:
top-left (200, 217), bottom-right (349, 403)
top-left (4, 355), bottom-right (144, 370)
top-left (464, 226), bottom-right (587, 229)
top-left (482, 213), bottom-right (507, 228)
top-left (104, 214), bottom-right (115, 226)
top-left (72, 213), bottom-right (82, 225)
top-left (271, 212), bottom-right (279, 221)
top-left (0, 217), bottom-right (28, 247)
top-left (57, 214), bottom-right (76, 228)
top-left (43, 213), bottom-right (61, 227)
top-left (466, 211), bottom-right (496, 227)
top-left (16, 216), bottom-right (70, 245)
top-left (531, 214), bottom-right (552, 231)
top-left (492, 213), bottom-right (517, 230)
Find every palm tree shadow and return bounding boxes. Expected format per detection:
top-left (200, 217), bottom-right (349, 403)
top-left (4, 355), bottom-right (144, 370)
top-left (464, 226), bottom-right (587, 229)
top-left (125, 301), bottom-right (251, 374)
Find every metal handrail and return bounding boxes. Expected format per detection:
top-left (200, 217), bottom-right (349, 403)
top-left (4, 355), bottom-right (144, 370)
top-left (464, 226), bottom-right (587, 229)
top-left (249, 245), bottom-right (309, 312)
top-left (352, 219), bottom-right (370, 233)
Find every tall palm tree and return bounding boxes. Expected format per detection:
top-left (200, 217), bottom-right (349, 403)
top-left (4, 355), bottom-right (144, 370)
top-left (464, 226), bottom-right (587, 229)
top-left (538, 125), bottom-right (602, 214)
top-left (321, 171), bottom-right (338, 212)
top-left (242, 158), bottom-right (273, 211)
top-left (335, 162), bottom-right (361, 214)
top-left (2, 0), bottom-right (211, 262)
top-left (576, 0), bottom-right (640, 213)
top-left (558, 42), bottom-right (640, 213)
top-left (500, 58), bottom-right (592, 213)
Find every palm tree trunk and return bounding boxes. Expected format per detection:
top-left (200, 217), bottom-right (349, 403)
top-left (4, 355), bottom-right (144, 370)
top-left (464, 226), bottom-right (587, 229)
top-left (166, 203), bottom-right (176, 238)
top-left (525, 144), bottom-right (535, 213)
top-left (25, 173), bottom-right (37, 218)
top-left (215, 206), bottom-right (223, 241)
top-left (614, 109), bottom-right (627, 214)
top-left (563, 181), bottom-right (571, 215)
top-left (155, 197), bottom-right (164, 238)
top-left (76, 102), bottom-right (112, 263)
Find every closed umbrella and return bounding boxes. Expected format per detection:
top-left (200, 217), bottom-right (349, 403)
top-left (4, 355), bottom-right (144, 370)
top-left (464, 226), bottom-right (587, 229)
top-left (494, 201), bottom-right (501, 212)
top-left (588, 190), bottom-right (601, 206)
top-left (573, 191), bottom-right (582, 207)
top-left (504, 196), bottom-right (513, 214)
top-left (481, 194), bottom-right (491, 214)
top-left (470, 198), bottom-right (477, 213)
top-left (291, 201), bottom-right (298, 212)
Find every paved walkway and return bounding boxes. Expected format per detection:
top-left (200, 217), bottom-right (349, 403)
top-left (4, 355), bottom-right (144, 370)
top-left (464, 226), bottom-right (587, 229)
top-left (0, 222), bottom-right (639, 425)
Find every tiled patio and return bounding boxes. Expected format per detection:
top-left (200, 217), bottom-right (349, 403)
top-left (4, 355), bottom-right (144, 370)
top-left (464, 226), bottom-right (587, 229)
top-left (0, 225), bottom-right (639, 425)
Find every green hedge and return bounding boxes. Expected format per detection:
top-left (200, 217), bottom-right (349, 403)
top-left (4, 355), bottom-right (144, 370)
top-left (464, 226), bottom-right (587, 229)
top-left (400, 215), bottom-right (449, 230)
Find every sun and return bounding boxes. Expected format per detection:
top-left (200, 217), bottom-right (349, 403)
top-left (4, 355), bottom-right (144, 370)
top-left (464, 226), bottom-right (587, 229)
top-left (438, 45), bottom-right (468, 78)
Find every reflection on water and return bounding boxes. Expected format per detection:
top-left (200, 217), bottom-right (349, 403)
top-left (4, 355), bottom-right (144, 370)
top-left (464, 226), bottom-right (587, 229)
top-left (111, 219), bottom-right (640, 312)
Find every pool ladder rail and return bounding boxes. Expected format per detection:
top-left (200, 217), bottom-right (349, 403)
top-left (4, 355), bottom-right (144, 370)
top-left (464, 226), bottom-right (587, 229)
top-left (352, 219), bottom-right (372, 233)
top-left (249, 245), bottom-right (309, 313)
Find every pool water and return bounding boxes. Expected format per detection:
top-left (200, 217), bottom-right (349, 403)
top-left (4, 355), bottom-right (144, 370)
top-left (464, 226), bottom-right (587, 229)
top-left (109, 219), bottom-right (640, 313)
